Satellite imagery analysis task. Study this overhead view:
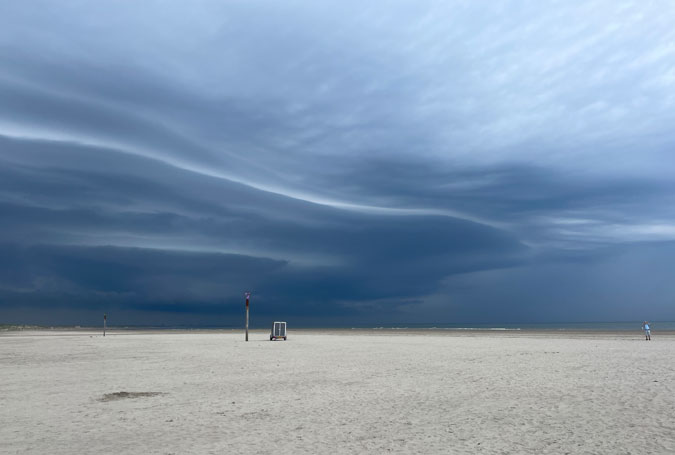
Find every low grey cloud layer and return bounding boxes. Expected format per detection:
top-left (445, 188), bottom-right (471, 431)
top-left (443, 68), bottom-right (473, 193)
top-left (1, 1), bottom-right (675, 325)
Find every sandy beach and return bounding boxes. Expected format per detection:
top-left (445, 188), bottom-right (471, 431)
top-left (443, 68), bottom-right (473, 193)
top-left (1, 330), bottom-right (674, 454)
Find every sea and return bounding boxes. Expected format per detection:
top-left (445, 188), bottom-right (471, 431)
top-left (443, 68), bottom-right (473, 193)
top-left (3, 321), bottom-right (674, 332)
top-left (356, 321), bottom-right (675, 332)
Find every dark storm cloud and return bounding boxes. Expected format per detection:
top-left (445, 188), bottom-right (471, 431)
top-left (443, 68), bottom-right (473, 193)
top-left (312, 157), bottom-right (675, 247)
top-left (0, 133), bottom-right (527, 324)
top-left (1, 1), bottom-right (675, 324)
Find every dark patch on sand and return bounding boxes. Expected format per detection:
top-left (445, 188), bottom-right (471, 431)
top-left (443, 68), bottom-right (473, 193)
top-left (100, 391), bottom-right (165, 402)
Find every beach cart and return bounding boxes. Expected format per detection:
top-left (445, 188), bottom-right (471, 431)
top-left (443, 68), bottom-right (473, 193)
top-left (270, 321), bottom-right (287, 341)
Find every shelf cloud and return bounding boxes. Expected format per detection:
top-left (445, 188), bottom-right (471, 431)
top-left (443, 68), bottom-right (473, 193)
top-left (2, 1), bottom-right (675, 325)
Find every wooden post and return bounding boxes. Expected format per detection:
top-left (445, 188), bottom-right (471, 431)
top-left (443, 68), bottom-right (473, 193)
top-left (245, 292), bottom-right (250, 341)
top-left (103, 314), bottom-right (107, 337)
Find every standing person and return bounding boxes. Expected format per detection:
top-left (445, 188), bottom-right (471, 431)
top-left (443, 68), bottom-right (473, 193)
top-left (642, 321), bottom-right (651, 341)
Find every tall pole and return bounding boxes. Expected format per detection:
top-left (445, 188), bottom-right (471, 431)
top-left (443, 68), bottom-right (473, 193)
top-left (103, 313), bottom-right (107, 337)
top-left (245, 292), bottom-right (250, 341)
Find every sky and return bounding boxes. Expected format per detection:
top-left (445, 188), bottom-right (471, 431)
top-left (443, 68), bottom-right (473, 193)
top-left (1, 0), bottom-right (675, 326)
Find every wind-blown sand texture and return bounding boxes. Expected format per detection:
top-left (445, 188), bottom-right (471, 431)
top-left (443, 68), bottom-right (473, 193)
top-left (1, 330), bottom-right (674, 454)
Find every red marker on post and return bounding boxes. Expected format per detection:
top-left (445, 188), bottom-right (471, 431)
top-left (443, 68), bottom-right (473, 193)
top-left (245, 292), bottom-right (251, 342)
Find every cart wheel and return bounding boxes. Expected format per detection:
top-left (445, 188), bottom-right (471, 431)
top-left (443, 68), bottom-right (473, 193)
top-left (284, 337), bottom-right (287, 341)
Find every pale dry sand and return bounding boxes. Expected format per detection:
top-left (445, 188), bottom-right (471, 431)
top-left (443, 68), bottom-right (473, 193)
top-left (1, 330), bottom-right (674, 454)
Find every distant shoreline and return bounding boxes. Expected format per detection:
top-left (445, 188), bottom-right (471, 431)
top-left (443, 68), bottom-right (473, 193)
top-left (3, 321), bottom-right (672, 331)
top-left (2, 326), bottom-right (674, 338)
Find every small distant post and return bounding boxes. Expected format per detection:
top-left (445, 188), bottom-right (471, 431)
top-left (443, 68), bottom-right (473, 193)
top-left (103, 313), bottom-right (107, 337)
top-left (245, 292), bottom-right (251, 342)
